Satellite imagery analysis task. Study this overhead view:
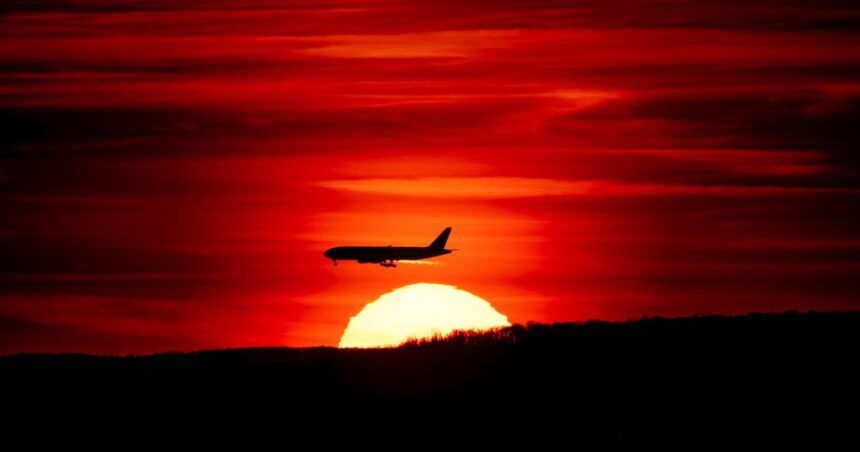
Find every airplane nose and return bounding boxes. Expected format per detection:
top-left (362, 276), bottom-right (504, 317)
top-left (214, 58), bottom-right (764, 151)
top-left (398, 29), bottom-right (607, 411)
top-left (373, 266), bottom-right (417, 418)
top-left (323, 249), bottom-right (332, 258)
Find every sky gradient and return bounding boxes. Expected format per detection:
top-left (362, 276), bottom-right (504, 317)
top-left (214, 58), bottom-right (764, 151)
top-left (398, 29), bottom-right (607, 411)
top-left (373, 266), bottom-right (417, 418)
top-left (2, 0), bottom-right (860, 353)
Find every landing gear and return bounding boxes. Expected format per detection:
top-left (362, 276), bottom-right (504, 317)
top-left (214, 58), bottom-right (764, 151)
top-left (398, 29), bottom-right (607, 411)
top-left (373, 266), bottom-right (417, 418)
top-left (332, 259), bottom-right (337, 266)
top-left (380, 260), bottom-right (397, 268)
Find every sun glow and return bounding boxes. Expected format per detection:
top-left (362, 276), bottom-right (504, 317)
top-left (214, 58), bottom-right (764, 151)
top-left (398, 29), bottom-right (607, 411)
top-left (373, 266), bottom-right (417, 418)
top-left (338, 283), bottom-right (510, 348)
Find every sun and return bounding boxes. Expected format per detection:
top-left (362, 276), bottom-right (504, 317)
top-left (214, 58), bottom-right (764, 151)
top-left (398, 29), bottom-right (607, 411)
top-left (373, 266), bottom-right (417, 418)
top-left (338, 283), bottom-right (510, 348)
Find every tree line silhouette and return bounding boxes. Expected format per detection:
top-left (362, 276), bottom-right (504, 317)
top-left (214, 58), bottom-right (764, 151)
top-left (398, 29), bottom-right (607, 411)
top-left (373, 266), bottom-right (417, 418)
top-left (2, 310), bottom-right (857, 440)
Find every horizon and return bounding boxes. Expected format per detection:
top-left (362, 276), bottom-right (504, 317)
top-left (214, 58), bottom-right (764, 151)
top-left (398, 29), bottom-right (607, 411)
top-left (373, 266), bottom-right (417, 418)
top-left (2, 309), bottom-right (855, 357)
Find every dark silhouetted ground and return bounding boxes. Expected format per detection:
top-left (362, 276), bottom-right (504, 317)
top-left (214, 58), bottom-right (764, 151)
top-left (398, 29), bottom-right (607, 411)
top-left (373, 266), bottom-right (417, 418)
top-left (3, 311), bottom-right (858, 441)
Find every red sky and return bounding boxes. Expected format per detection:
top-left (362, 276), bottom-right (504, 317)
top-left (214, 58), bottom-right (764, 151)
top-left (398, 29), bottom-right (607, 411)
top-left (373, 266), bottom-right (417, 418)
top-left (2, 0), bottom-right (860, 354)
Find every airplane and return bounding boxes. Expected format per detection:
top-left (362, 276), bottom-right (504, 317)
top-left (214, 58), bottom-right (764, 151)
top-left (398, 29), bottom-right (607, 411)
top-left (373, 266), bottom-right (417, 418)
top-left (324, 227), bottom-right (454, 268)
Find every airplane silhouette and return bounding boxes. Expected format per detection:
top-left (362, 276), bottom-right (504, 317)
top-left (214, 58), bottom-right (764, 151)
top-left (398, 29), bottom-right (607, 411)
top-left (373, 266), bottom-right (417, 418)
top-left (324, 227), bottom-right (454, 268)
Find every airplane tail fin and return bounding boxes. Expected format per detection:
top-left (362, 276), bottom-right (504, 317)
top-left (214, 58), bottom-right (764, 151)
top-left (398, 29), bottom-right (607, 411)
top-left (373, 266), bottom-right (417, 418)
top-left (428, 227), bottom-right (452, 250)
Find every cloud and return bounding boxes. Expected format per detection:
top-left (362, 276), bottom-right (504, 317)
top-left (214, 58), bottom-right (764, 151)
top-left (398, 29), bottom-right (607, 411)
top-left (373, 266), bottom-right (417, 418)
top-left (303, 31), bottom-right (516, 59)
top-left (319, 176), bottom-right (860, 199)
top-left (607, 149), bottom-right (833, 176)
top-left (4, 1), bottom-right (860, 33)
top-left (318, 177), bottom-right (595, 198)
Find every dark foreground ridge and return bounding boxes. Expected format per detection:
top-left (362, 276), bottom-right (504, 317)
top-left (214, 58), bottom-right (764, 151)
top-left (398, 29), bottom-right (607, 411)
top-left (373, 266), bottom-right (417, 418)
top-left (3, 311), bottom-right (858, 439)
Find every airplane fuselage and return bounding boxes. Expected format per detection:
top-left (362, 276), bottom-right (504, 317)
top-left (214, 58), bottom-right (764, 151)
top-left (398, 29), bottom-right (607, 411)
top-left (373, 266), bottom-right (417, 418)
top-left (325, 246), bottom-right (451, 263)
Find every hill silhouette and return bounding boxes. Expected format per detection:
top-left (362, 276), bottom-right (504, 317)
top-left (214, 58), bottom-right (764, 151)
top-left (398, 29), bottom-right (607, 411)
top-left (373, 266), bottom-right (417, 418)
top-left (3, 311), bottom-right (858, 440)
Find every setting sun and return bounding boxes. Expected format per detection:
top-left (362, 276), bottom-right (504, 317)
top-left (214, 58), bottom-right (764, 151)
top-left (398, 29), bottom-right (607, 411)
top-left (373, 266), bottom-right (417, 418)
top-left (338, 284), bottom-right (510, 348)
